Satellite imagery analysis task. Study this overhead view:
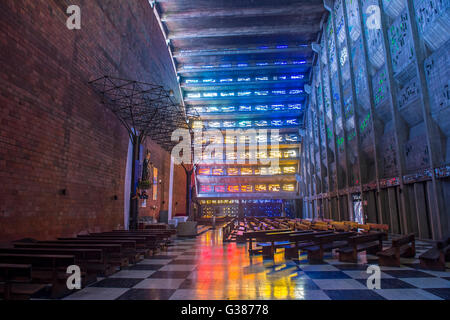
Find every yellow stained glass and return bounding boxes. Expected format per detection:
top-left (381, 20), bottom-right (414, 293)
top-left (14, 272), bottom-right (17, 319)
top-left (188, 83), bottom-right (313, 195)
top-left (227, 168), bottom-right (239, 175)
top-left (255, 184), bottom-right (267, 192)
top-left (283, 166), bottom-right (296, 174)
top-left (241, 168), bottom-right (253, 175)
top-left (284, 150), bottom-right (297, 158)
top-left (241, 185), bottom-right (253, 192)
top-left (283, 184), bottom-right (295, 192)
top-left (269, 150), bottom-right (282, 158)
top-left (268, 184), bottom-right (280, 192)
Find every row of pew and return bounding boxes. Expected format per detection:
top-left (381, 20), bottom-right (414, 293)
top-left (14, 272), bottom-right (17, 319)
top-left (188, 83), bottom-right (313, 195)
top-left (0, 227), bottom-right (176, 300)
top-left (241, 225), bottom-right (449, 271)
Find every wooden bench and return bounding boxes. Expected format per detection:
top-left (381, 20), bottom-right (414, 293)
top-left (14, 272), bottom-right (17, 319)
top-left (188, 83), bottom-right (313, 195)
top-left (46, 239), bottom-right (135, 266)
top-left (252, 231), bottom-right (312, 258)
top-left (419, 236), bottom-right (450, 271)
top-left (302, 232), bottom-right (355, 263)
top-left (14, 242), bottom-right (122, 274)
top-left (0, 263), bottom-right (48, 300)
top-left (338, 232), bottom-right (386, 263)
top-left (243, 229), bottom-right (294, 254)
top-left (283, 231), bottom-right (333, 259)
top-left (377, 234), bottom-right (415, 267)
top-left (0, 253), bottom-right (80, 298)
top-left (0, 247), bottom-right (105, 279)
top-left (367, 223), bottom-right (389, 233)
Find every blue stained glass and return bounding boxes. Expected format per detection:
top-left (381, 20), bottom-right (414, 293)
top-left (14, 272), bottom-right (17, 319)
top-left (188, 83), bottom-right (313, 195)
top-left (239, 105), bottom-right (252, 112)
top-left (221, 106), bottom-right (235, 112)
top-left (291, 75), bottom-right (304, 80)
top-left (255, 105), bottom-right (268, 111)
top-left (184, 66), bottom-right (195, 69)
top-left (277, 45), bottom-right (288, 49)
top-left (186, 79), bottom-right (199, 83)
top-left (237, 77), bottom-right (251, 82)
top-left (238, 91), bottom-right (252, 96)
top-left (256, 62), bottom-right (269, 66)
top-left (209, 121), bottom-right (221, 128)
top-left (256, 76), bottom-right (269, 81)
top-left (271, 104), bottom-right (285, 111)
top-left (285, 134), bottom-right (299, 142)
top-left (239, 121), bottom-right (252, 127)
top-left (223, 121), bottom-right (236, 128)
top-left (203, 92), bottom-right (217, 97)
top-left (289, 89), bottom-right (303, 95)
top-left (272, 90), bottom-right (286, 95)
top-left (288, 104), bottom-right (302, 110)
top-left (274, 61), bottom-right (287, 65)
top-left (286, 119), bottom-right (299, 125)
top-left (260, 46), bottom-right (269, 49)
top-left (237, 63), bottom-right (248, 67)
top-left (293, 60), bottom-right (306, 64)
top-left (271, 120), bottom-right (283, 126)
top-left (220, 78), bottom-right (233, 83)
top-left (220, 64), bottom-right (232, 68)
top-left (207, 106), bottom-right (220, 112)
top-left (203, 79), bottom-right (216, 83)
top-left (187, 93), bottom-right (201, 98)
top-left (254, 120), bottom-right (268, 127)
top-left (202, 65), bottom-right (214, 69)
top-left (220, 92), bottom-right (234, 97)
top-left (255, 91), bottom-right (268, 96)
top-left (278, 76), bottom-right (287, 80)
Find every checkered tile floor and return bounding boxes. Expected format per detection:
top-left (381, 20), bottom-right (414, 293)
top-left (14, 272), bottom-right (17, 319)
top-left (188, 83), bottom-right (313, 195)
top-left (63, 230), bottom-right (450, 300)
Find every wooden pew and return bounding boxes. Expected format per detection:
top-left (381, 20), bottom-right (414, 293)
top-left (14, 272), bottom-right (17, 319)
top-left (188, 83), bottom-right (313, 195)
top-left (302, 232), bottom-right (355, 263)
top-left (52, 239), bottom-right (139, 265)
top-left (419, 236), bottom-right (450, 271)
top-left (338, 232), bottom-right (386, 263)
top-left (14, 242), bottom-right (122, 273)
top-left (0, 247), bottom-right (104, 279)
top-left (367, 223), bottom-right (389, 233)
top-left (253, 231), bottom-right (312, 258)
top-left (0, 264), bottom-right (48, 300)
top-left (284, 231), bottom-right (333, 259)
top-left (242, 229), bottom-right (292, 254)
top-left (377, 234), bottom-right (416, 267)
top-left (72, 234), bottom-right (157, 257)
top-left (0, 254), bottom-right (79, 298)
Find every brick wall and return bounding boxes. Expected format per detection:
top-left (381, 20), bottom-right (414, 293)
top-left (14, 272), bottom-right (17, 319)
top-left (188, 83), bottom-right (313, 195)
top-left (0, 0), bottom-right (185, 241)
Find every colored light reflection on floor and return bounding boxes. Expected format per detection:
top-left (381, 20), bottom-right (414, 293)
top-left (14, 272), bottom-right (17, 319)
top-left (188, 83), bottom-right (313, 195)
top-left (188, 229), bottom-right (319, 299)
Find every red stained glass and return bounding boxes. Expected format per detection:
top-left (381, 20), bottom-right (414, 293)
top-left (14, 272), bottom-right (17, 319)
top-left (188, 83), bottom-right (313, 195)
top-left (198, 168), bottom-right (211, 175)
top-left (200, 185), bottom-right (213, 193)
top-left (214, 185), bottom-right (226, 193)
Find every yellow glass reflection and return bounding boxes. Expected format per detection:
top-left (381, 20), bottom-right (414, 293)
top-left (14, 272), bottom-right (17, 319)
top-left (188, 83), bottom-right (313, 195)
top-left (241, 168), bottom-right (253, 175)
top-left (227, 168), bottom-right (239, 175)
top-left (192, 121), bottom-right (203, 129)
top-left (283, 184), bottom-right (295, 192)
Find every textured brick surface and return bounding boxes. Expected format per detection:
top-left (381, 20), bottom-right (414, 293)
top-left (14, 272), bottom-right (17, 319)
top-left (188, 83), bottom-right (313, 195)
top-left (0, 0), bottom-right (185, 241)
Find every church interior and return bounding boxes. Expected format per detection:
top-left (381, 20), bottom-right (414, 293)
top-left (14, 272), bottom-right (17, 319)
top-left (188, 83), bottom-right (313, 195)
top-left (0, 0), bottom-right (449, 302)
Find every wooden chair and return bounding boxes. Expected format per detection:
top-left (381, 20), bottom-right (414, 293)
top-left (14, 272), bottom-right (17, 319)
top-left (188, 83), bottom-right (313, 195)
top-left (377, 234), bottom-right (416, 267)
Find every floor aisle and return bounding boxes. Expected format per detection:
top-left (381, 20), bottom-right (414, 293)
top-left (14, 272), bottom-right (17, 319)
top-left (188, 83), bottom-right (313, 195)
top-left (64, 229), bottom-right (450, 300)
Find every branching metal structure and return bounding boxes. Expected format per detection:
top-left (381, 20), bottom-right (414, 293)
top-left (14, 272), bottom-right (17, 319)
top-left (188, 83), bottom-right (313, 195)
top-left (89, 76), bottom-right (200, 229)
top-left (89, 76), bottom-right (195, 151)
